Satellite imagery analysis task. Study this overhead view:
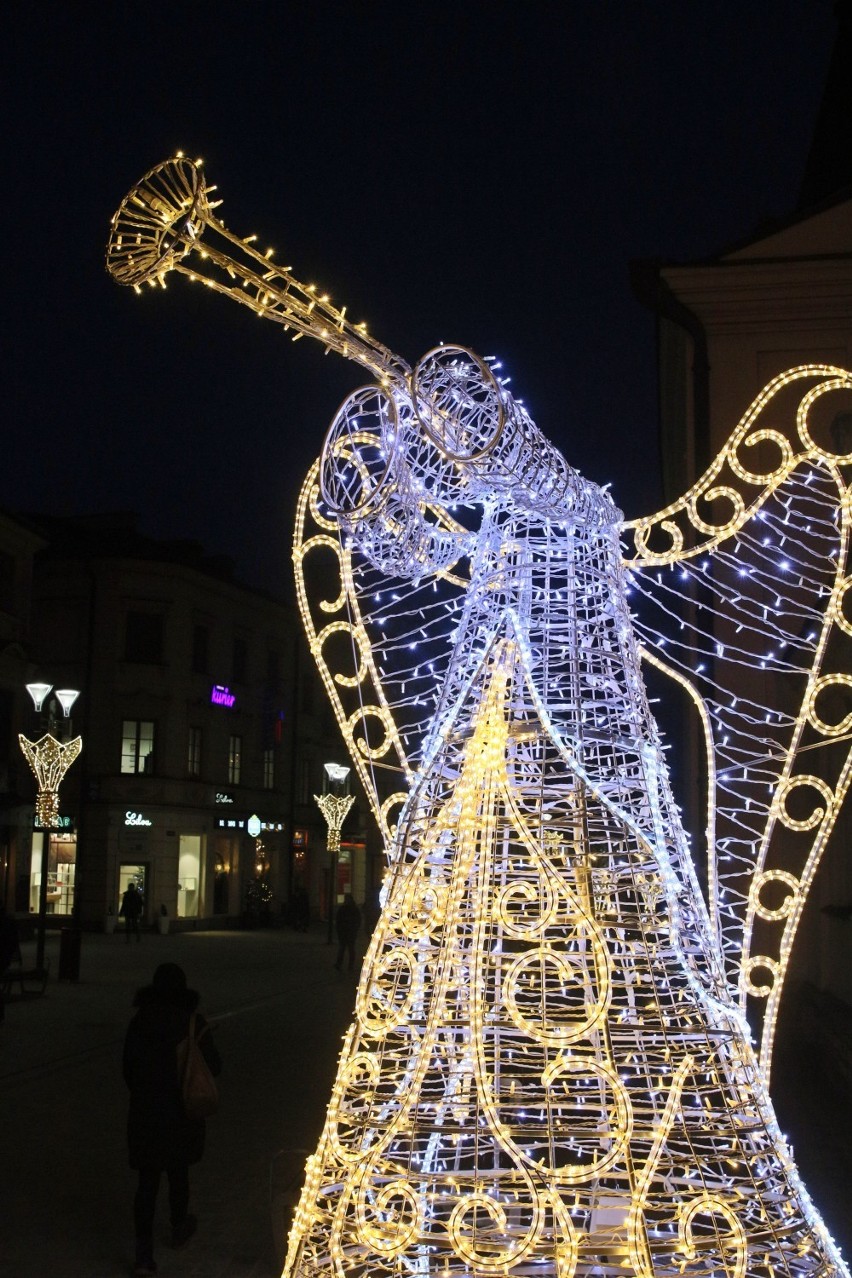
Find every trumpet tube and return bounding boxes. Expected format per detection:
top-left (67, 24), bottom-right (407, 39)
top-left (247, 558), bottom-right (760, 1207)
top-left (107, 155), bottom-right (409, 388)
top-left (108, 156), bottom-right (606, 526)
top-left (412, 344), bottom-right (618, 524)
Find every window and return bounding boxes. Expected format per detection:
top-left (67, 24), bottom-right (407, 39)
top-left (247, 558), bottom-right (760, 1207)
top-left (297, 755), bottom-right (314, 804)
top-left (263, 747), bottom-right (274, 790)
top-left (188, 727), bottom-right (202, 777)
top-left (124, 612), bottom-right (164, 664)
top-left (192, 625), bottom-right (209, 674)
top-left (121, 721), bottom-right (155, 774)
top-left (228, 734), bottom-right (242, 785)
top-left (233, 636), bottom-right (248, 683)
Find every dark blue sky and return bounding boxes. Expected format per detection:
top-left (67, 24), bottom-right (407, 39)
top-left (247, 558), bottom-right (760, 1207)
top-left (6, 1), bottom-right (837, 595)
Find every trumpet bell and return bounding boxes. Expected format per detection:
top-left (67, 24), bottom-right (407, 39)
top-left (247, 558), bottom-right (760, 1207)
top-left (412, 345), bottom-right (506, 462)
top-left (107, 155), bottom-right (209, 287)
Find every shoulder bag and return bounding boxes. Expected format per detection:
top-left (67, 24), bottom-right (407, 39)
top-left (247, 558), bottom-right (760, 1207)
top-left (177, 1011), bottom-right (219, 1120)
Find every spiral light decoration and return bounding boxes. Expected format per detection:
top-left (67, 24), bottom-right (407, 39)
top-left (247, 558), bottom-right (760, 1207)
top-left (108, 156), bottom-right (851, 1278)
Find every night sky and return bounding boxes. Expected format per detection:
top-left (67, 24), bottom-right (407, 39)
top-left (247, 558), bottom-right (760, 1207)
top-left (6, 2), bottom-right (838, 596)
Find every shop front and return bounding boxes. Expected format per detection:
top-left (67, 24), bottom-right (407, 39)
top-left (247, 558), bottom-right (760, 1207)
top-left (215, 812), bottom-right (286, 922)
top-left (96, 803), bottom-right (289, 929)
top-left (177, 833), bottom-right (203, 918)
top-left (117, 861), bottom-right (150, 922)
top-left (28, 816), bottom-right (77, 917)
top-left (112, 806), bottom-right (211, 926)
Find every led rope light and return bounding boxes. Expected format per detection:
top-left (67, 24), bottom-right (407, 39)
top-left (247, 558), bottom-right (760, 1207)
top-left (107, 155), bottom-right (852, 1278)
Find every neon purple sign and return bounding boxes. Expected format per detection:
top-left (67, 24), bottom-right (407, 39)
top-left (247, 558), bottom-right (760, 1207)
top-left (211, 684), bottom-right (236, 708)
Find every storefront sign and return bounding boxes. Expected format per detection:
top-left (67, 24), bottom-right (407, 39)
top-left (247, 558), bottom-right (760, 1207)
top-left (211, 684), bottom-right (236, 707)
top-left (216, 791), bottom-right (234, 804)
top-left (125, 811), bottom-right (153, 827)
top-left (215, 814), bottom-right (286, 831)
top-left (34, 813), bottom-right (74, 832)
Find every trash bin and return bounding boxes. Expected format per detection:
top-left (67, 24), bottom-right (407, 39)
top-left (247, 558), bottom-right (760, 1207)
top-left (58, 926), bottom-right (82, 981)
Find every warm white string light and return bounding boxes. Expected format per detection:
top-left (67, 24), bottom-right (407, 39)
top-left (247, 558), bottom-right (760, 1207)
top-left (18, 732), bottom-right (83, 828)
top-left (107, 156), bottom-right (851, 1278)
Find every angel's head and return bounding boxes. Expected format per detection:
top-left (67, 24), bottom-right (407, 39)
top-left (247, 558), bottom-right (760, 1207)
top-left (319, 345), bottom-right (621, 579)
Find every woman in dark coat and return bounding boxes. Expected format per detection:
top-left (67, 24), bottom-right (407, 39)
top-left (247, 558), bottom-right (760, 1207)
top-left (123, 962), bottom-right (221, 1277)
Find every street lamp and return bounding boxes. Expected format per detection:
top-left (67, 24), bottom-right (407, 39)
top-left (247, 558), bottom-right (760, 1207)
top-left (245, 813), bottom-right (273, 922)
top-left (19, 683), bottom-right (82, 972)
top-left (315, 764), bottom-right (353, 944)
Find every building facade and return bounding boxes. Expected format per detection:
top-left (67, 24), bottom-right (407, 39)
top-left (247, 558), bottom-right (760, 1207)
top-left (1, 513), bottom-right (379, 932)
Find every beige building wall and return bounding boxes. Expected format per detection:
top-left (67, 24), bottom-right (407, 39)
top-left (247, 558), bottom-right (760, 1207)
top-left (661, 199), bottom-right (851, 462)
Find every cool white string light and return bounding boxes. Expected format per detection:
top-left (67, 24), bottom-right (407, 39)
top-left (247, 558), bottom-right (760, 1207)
top-left (108, 156), bottom-right (851, 1278)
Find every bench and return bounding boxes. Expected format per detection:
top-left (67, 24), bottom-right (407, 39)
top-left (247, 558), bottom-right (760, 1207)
top-left (1, 959), bottom-right (50, 998)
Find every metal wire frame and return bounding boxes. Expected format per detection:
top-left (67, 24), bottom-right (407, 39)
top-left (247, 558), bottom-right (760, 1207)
top-left (107, 156), bottom-right (851, 1278)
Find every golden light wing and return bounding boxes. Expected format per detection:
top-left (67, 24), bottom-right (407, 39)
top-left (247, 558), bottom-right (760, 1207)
top-left (293, 457), bottom-right (472, 849)
top-left (624, 364), bottom-right (852, 1073)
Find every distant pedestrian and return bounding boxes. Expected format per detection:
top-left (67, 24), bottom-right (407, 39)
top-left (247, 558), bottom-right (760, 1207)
top-left (123, 962), bottom-right (222, 1277)
top-left (334, 894), bottom-right (361, 972)
top-left (120, 883), bottom-right (144, 943)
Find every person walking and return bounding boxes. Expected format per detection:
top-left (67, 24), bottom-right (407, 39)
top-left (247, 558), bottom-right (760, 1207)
top-left (123, 962), bottom-right (222, 1277)
top-left (334, 893), bottom-right (361, 972)
top-left (120, 882), bottom-right (144, 943)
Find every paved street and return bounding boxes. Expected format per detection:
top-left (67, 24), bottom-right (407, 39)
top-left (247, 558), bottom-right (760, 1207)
top-left (1, 926), bottom-right (357, 1278)
top-left (2, 926), bottom-right (850, 1277)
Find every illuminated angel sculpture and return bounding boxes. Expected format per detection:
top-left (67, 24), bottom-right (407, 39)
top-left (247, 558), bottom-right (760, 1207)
top-left (108, 156), bottom-right (851, 1278)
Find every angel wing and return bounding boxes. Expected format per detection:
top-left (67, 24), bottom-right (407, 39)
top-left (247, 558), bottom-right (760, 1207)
top-left (293, 429), bottom-right (474, 848)
top-left (623, 363), bottom-right (852, 1073)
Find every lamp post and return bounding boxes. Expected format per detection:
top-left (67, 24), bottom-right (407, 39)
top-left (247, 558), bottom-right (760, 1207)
top-left (246, 812), bottom-right (273, 923)
top-left (315, 764), bottom-right (353, 945)
top-left (19, 683), bottom-right (82, 972)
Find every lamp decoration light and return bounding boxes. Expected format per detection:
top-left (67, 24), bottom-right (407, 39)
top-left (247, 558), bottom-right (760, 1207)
top-left (54, 688), bottom-right (80, 718)
top-left (25, 682), bottom-right (53, 713)
top-left (314, 791), bottom-right (355, 855)
top-left (109, 157), bottom-right (852, 1278)
top-left (19, 733), bottom-right (83, 828)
